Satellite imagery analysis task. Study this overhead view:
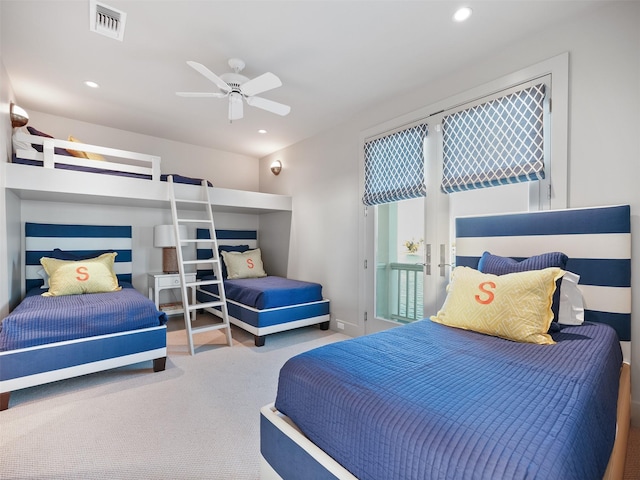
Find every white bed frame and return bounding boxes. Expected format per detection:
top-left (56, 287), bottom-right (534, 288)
top-left (260, 205), bottom-right (632, 480)
top-left (0, 223), bottom-right (167, 411)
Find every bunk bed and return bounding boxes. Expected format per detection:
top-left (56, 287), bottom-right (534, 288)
top-left (0, 223), bottom-right (168, 411)
top-left (261, 205), bottom-right (631, 480)
top-left (195, 229), bottom-right (330, 346)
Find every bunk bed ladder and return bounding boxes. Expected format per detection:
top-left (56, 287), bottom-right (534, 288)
top-left (168, 176), bottom-right (233, 355)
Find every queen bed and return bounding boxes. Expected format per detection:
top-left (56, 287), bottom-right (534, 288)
top-left (0, 223), bottom-right (168, 411)
top-left (260, 205), bottom-right (631, 480)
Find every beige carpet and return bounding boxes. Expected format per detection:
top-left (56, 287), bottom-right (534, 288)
top-left (624, 426), bottom-right (640, 479)
top-left (0, 314), bottom-right (350, 480)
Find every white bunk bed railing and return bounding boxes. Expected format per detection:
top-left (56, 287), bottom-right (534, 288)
top-left (13, 131), bottom-right (161, 181)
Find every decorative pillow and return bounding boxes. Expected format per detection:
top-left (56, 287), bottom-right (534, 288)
top-left (12, 128), bottom-right (35, 153)
top-left (198, 245), bottom-right (250, 279)
top-left (478, 251), bottom-right (568, 322)
top-left (26, 126), bottom-right (73, 156)
top-left (67, 135), bottom-right (105, 161)
top-left (220, 248), bottom-right (267, 279)
top-left (37, 268), bottom-right (50, 289)
top-left (557, 271), bottom-right (584, 325)
top-left (430, 266), bottom-right (564, 345)
top-left (40, 252), bottom-right (121, 296)
top-left (51, 248), bottom-right (115, 261)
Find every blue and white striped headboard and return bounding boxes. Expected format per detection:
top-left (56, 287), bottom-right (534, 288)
top-left (196, 229), bottom-right (258, 277)
top-left (455, 205), bottom-right (631, 348)
top-left (25, 223), bottom-right (133, 291)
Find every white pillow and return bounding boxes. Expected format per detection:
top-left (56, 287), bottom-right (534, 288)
top-left (38, 268), bottom-right (50, 289)
top-left (557, 271), bottom-right (584, 325)
top-left (220, 248), bottom-right (267, 279)
top-left (12, 128), bottom-right (35, 153)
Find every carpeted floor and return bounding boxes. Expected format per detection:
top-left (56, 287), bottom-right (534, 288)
top-left (0, 314), bottom-right (350, 479)
top-left (625, 426), bottom-right (640, 479)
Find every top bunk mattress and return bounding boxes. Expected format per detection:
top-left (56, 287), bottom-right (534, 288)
top-left (274, 319), bottom-right (622, 480)
top-left (200, 276), bottom-right (324, 309)
top-left (0, 284), bottom-right (168, 352)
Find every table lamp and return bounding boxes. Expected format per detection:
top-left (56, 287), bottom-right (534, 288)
top-left (154, 225), bottom-right (187, 274)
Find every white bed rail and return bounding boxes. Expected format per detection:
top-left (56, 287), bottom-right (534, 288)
top-left (14, 132), bottom-right (161, 181)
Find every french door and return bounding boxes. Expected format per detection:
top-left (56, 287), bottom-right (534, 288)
top-left (364, 129), bottom-right (450, 334)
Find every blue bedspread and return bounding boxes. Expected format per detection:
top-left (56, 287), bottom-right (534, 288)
top-left (0, 285), bottom-right (167, 351)
top-left (275, 320), bottom-right (622, 480)
top-left (201, 275), bottom-right (323, 309)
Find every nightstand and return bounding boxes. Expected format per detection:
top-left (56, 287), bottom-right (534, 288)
top-left (148, 272), bottom-right (197, 316)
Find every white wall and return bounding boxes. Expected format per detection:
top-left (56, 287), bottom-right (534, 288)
top-left (260, 2), bottom-right (640, 421)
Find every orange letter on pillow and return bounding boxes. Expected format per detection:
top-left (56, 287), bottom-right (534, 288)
top-left (246, 259), bottom-right (254, 269)
top-left (475, 281), bottom-right (496, 305)
top-left (76, 266), bottom-right (90, 282)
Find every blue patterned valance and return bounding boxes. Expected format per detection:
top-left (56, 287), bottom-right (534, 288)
top-left (441, 84), bottom-right (546, 194)
top-left (363, 124), bottom-right (428, 206)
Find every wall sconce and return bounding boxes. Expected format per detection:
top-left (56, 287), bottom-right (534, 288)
top-left (10, 103), bottom-right (29, 128)
top-left (154, 224), bottom-right (188, 274)
top-left (270, 159), bottom-right (282, 176)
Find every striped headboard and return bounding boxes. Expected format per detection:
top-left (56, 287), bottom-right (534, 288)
top-left (25, 223), bottom-right (133, 291)
top-left (196, 229), bottom-right (258, 277)
top-left (455, 205), bottom-right (631, 352)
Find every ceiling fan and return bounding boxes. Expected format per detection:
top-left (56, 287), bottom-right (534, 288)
top-left (176, 58), bottom-right (291, 121)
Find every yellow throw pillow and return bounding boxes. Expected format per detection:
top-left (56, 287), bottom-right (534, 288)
top-left (220, 248), bottom-right (267, 279)
top-left (430, 266), bottom-right (564, 345)
top-left (41, 252), bottom-right (121, 296)
top-left (67, 135), bottom-right (105, 161)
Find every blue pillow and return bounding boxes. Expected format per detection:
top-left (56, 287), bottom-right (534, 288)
top-left (51, 248), bottom-right (115, 260)
top-left (478, 251), bottom-right (568, 322)
top-left (198, 244), bottom-right (251, 279)
top-left (27, 126), bottom-right (73, 156)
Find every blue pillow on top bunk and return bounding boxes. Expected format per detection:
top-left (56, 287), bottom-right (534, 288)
top-left (26, 126), bottom-right (73, 156)
top-left (478, 251), bottom-right (568, 326)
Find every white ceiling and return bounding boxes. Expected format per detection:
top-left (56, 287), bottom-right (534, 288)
top-left (1, 0), bottom-right (609, 158)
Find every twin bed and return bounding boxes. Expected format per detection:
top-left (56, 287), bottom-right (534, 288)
top-left (194, 228), bottom-right (330, 347)
top-left (261, 205), bottom-right (631, 480)
top-left (0, 223), bottom-right (168, 411)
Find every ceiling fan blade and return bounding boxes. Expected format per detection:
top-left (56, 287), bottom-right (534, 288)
top-left (229, 93), bottom-right (244, 121)
top-left (246, 96), bottom-right (291, 116)
top-left (186, 61), bottom-right (231, 93)
top-left (240, 72), bottom-right (282, 97)
top-left (176, 91), bottom-right (227, 98)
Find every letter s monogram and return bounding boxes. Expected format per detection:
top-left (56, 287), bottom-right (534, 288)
top-left (246, 259), bottom-right (254, 269)
top-left (475, 281), bottom-right (496, 305)
top-left (76, 266), bottom-right (90, 282)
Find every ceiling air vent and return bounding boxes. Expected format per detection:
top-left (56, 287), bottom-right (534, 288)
top-left (89, 0), bottom-right (127, 41)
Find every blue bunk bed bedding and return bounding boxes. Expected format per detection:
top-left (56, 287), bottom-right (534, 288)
top-left (274, 319), bottom-right (622, 480)
top-left (0, 284), bottom-right (168, 351)
top-left (200, 275), bottom-right (323, 309)
top-left (11, 155), bottom-right (211, 185)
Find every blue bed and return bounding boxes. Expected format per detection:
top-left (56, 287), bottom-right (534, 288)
top-left (261, 205), bottom-right (631, 480)
top-left (0, 223), bottom-right (168, 411)
top-left (195, 229), bottom-right (331, 347)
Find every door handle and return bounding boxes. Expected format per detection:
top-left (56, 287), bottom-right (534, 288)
top-left (425, 243), bottom-right (431, 275)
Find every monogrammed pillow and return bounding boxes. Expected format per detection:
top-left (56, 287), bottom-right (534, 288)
top-left (40, 252), bottom-right (121, 296)
top-left (430, 266), bottom-right (564, 345)
top-left (220, 248), bottom-right (267, 279)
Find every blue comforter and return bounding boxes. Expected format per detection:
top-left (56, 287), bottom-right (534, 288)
top-left (201, 275), bottom-right (323, 309)
top-left (0, 284), bottom-right (167, 351)
top-left (275, 320), bottom-right (622, 480)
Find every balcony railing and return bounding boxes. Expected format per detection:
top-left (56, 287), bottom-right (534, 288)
top-left (382, 262), bottom-right (423, 323)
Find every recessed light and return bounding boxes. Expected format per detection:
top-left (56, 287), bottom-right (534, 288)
top-left (453, 7), bottom-right (472, 22)
top-left (258, 129), bottom-right (267, 134)
top-left (84, 81), bottom-right (100, 88)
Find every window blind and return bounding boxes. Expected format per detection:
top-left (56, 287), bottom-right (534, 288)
top-left (362, 123), bottom-right (428, 206)
top-left (441, 83), bottom-right (546, 193)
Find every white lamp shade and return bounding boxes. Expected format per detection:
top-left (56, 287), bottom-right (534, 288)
top-left (154, 225), bottom-right (188, 247)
